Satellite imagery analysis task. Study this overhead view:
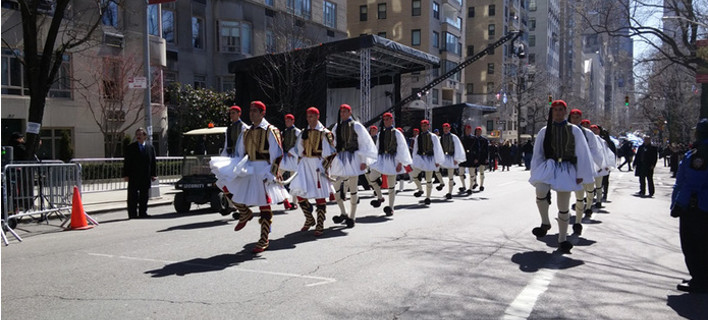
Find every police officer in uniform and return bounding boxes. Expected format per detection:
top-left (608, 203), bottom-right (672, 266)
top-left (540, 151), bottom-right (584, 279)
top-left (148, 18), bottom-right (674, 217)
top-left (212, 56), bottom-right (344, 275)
top-left (671, 118), bottom-right (708, 293)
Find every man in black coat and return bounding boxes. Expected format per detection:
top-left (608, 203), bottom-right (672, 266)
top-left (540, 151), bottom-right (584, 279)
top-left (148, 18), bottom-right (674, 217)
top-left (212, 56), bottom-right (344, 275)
top-left (122, 128), bottom-right (157, 219)
top-left (633, 136), bottom-right (658, 197)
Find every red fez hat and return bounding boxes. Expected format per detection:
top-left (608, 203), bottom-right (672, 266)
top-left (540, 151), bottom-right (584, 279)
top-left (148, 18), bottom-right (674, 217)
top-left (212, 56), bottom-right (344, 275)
top-left (590, 124), bottom-right (599, 130)
top-left (580, 119), bottom-right (591, 125)
top-left (413, 128), bottom-right (420, 133)
top-left (284, 114), bottom-right (295, 120)
top-left (465, 124), bottom-right (472, 129)
top-left (229, 105), bottom-right (241, 112)
top-left (340, 104), bottom-right (352, 111)
top-left (397, 127), bottom-right (403, 132)
top-left (475, 126), bottom-right (483, 131)
top-left (551, 100), bottom-right (567, 109)
top-left (442, 123), bottom-right (451, 128)
top-left (306, 107), bottom-right (320, 115)
top-left (251, 101), bottom-right (266, 111)
top-left (370, 125), bottom-right (378, 130)
top-left (420, 119), bottom-right (430, 125)
top-left (570, 109), bottom-right (583, 116)
top-left (382, 112), bottom-right (393, 118)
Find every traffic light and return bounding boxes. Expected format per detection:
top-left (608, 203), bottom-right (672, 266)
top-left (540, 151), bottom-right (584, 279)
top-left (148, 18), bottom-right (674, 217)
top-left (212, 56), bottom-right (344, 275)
top-left (548, 95), bottom-right (553, 105)
top-left (625, 96), bottom-right (629, 106)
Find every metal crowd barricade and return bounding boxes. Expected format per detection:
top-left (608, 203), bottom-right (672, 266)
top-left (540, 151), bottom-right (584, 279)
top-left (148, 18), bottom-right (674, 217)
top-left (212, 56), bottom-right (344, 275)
top-left (72, 157), bottom-right (183, 193)
top-left (2, 162), bottom-right (82, 245)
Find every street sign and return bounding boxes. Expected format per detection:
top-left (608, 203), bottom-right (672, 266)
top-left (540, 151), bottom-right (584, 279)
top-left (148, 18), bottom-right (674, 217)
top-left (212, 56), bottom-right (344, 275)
top-left (128, 76), bottom-right (148, 89)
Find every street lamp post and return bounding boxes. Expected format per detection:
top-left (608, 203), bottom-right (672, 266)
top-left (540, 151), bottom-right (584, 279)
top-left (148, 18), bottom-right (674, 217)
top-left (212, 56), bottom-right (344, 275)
top-left (662, 16), bottom-right (708, 119)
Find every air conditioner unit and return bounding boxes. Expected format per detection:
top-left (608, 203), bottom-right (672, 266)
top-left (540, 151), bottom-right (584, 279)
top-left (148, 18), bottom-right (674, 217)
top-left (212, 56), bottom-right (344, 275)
top-left (103, 32), bottom-right (124, 48)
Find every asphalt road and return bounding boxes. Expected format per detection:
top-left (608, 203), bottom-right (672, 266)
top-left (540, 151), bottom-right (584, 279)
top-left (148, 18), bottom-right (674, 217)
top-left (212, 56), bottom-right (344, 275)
top-left (2, 165), bottom-right (706, 319)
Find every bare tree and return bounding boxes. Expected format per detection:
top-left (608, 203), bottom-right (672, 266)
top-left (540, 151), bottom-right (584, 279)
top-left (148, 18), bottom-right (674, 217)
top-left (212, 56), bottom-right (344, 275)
top-left (636, 50), bottom-right (700, 142)
top-left (1, 0), bottom-right (116, 160)
top-left (75, 53), bottom-right (151, 157)
top-left (249, 12), bottom-right (330, 119)
top-left (575, 0), bottom-right (708, 118)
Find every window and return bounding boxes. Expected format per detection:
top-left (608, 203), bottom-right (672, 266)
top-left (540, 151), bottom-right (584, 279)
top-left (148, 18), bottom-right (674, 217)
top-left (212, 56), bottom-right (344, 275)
top-left (148, 5), bottom-right (175, 43)
top-left (444, 32), bottom-right (460, 55)
top-left (192, 17), bottom-right (204, 49)
top-left (468, 6), bottom-right (474, 18)
top-left (265, 0), bottom-right (274, 6)
top-left (101, 0), bottom-right (118, 27)
top-left (378, 3), bottom-right (386, 19)
top-left (39, 128), bottom-right (73, 160)
top-left (466, 83), bottom-right (473, 95)
top-left (266, 29), bottom-right (276, 53)
top-left (194, 74), bottom-right (206, 89)
top-left (220, 76), bottom-right (235, 91)
top-left (467, 45), bottom-right (474, 56)
top-left (486, 120), bottom-right (494, 132)
top-left (360, 5), bottom-right (367, 21)
top-left (488, 24), bottom-right (495, 36)
top-left (287, 0), bottom-right (312, 19)
top-left (529, 0), bottom-right (536, 11)
top-left (102, 58), bottom-right (121, 100)
top-left (487, 63), bottom-right (494, 75)
top-left (2, 49), bottom-right (27, 95)
top-left (411, 29), bottom-right (421, 46)
top-left (324, 1), bottom-right (336, 28)
top-left (432, 88), bottom-right (439, 104)
top-left (49, 54), bottom-right (72, 98)
top-left (219, 21), bottom-right (252, 54)
top-left (486, 82), bottom-right (494, 93)
top-left (488, 4), bottom-right (495, 16)
top-left (432, 31), bottom-right (439, 48)
top-left (528, 53), bottom-right (536, 64)
top-left (412, 0), bottom-right (421, 16)
top-left (162, 9), bottom-right (175, 44)
top-left (488, 45), bottom-right (495, 55)
top-left (529, 35), bottom-right (536, 47)
top-left (378, 32), bottom-right (387, 38)
top-left (529, 18), bottom-right (536, 31)
top-left (433, 2), bottom-right (439, 19)
top-left (148, 5), bottom-right (159, 36)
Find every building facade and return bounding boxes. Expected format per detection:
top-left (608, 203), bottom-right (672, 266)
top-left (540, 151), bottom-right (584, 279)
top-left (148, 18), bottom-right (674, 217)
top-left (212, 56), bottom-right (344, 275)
top-left (347, 0), bottom-right (466, 125)
top-left (1, 0), bottom-right (346, 158)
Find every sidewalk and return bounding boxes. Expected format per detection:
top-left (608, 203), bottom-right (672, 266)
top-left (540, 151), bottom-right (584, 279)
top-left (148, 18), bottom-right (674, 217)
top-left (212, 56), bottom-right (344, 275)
top-left (81, 185), bottom-right (177, 215)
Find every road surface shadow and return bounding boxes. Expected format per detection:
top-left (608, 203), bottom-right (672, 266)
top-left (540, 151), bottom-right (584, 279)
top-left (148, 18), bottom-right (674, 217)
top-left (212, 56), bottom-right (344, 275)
top-left (355, 215), bottom-right (393, 224)
top-left (536, 234), bottom-right (597, 248)
top-left (667, 294), bottom-right (708, 319)
top-left (511, 250), bottom-right (585, 272)
top-left (144, 249), bottom-right (260, 277)
top-left (156, 219), bottom-right (230, 232)
top-left (265, 227), bottom-right (349, 252)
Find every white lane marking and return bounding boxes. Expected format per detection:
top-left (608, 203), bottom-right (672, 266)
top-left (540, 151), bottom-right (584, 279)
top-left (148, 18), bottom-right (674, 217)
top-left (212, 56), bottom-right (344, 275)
top-left (87, 252), bottom-right (336, 287)
top-left (502, 268), bottom-right (557, 320)
top-left (498, 181), bottom-right (517, 187)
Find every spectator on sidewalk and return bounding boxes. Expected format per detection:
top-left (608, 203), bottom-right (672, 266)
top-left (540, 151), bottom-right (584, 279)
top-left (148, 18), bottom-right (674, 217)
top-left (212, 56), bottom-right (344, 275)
top-left (618, 140), bottom-right (635, 171)
top-left (122, 128), bottom-right (157, 219)
top-left (633, 136), bottom-right (658, 197)
top-left (671, 118), bottom-right (708, 294)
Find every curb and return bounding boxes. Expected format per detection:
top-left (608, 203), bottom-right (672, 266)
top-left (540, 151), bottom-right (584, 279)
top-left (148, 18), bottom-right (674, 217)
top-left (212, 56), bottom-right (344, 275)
top-left (84, 199), bottom-right (174, 215)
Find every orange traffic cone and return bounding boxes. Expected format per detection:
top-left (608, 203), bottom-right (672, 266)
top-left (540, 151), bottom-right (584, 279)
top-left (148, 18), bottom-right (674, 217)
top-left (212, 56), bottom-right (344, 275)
top-left (381, 176), bottom-right (389, 189)
top-left (69, 186), bottom-right (93, 230)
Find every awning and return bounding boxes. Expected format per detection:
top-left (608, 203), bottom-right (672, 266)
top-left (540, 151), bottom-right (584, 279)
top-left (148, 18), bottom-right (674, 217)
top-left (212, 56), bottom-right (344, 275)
top-left (229, 34), bottom-right (440, 82)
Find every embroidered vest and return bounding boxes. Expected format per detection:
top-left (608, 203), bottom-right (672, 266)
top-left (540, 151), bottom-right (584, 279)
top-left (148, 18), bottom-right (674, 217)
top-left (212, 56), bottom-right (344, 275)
top-left (336, 120), bottom-right (359, 153)
top-left (544, 123), bottom-right (577, 163)
top-left (282, 127), bottom-right (298, 153)
top-left (417, 132), bottom-right (434, 156)
top-left (441, 134), bottom-right (455, 155)
top-left (378, 128), bottom-right (398, 155)
top-left (225, 121), bottom-right (243, 156)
